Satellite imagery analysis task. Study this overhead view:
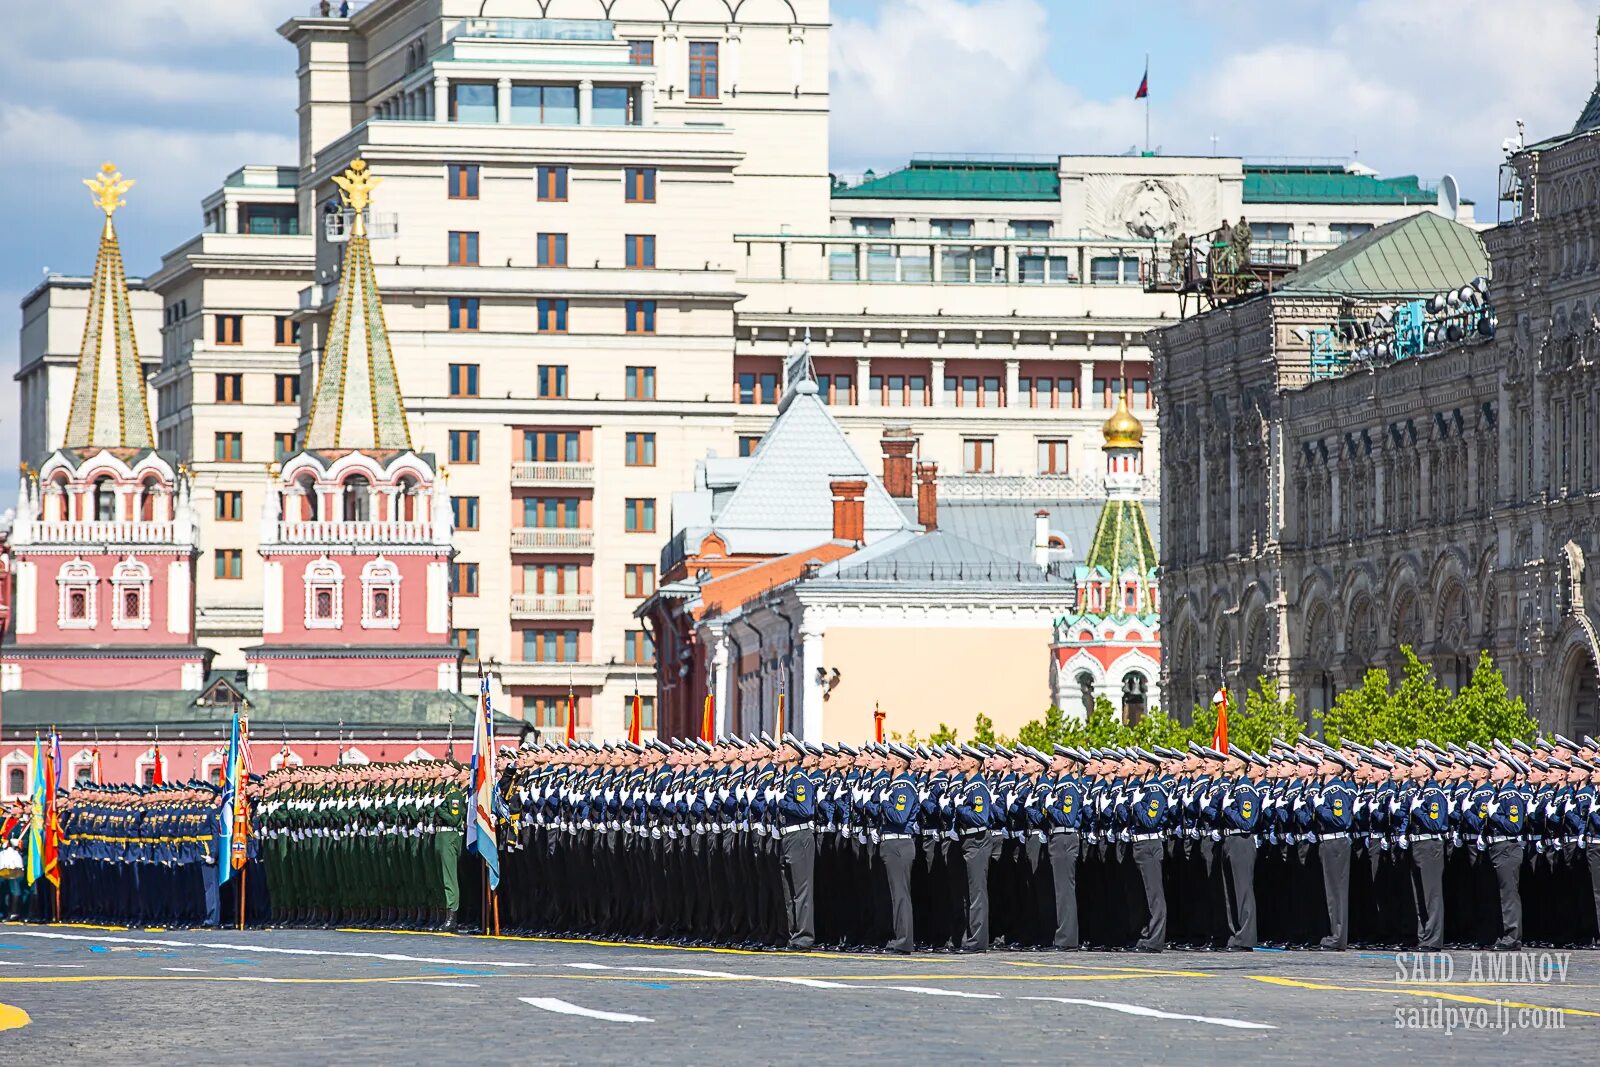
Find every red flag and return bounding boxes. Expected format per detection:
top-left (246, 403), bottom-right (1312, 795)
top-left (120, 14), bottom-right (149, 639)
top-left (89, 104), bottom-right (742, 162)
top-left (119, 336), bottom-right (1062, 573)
top-left (628, 692), bottom-right (643, 745)
top-left (1134, 64), bottom-right (1148, 100)
top-left (565, 689), bottom-right (578, 744)
top-left (1211, 687), bottom-right (1229, 753)
top-left (700, 693), bottom-right (715, 743)
top-left (152, 743), bottom-right (166, 786)
top-left (873, 704), bottom-right (886, 744)
top-left (42, 737), bottom-right (61, 887)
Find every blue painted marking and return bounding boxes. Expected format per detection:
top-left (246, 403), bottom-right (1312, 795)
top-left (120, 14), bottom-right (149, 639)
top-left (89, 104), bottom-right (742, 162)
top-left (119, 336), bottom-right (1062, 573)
top-left (222, 958), bottom-right (258, 965)
top-left (1248, 946), bottom-right (1287, 953)
top-left (430, 966), bottom-right (497, 976)
top-left (0, 944), bottom-right (22, 950)
top-left (1358, 953), bottom-right (1395, 961)
top-left (88, 946), bottom-right (107, 953)
top-left (631, 982), bottom-right (671, 990)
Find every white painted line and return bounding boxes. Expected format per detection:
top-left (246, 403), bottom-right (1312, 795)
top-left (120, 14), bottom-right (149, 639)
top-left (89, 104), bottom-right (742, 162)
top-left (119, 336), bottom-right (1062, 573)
top-left (887, 986), bottom-right (1004, 999)
top-left (567, 963), bottom-right (748, 980)
top-left (519, 997), bottom-right (653, 1023)
top-left (162, 967), bottom-right (206, 973)
top-left (0, 961), bottom-right (85, 969)
top-left (1020, 996), bottom-right (1275, 1030)
top-left (4, 931), bottom-right (539, 971)
top-left (397, 980), bottom-right (480, 988)
top-left (769, 977), bottom-right (856, 989)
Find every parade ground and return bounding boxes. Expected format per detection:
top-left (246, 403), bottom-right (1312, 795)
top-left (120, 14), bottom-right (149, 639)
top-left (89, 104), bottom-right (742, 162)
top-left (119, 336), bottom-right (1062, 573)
top-left (0, 924), bottom-right (1592, 1064)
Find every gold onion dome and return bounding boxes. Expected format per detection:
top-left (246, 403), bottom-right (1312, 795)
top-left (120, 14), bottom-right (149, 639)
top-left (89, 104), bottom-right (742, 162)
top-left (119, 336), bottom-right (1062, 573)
top-left (1102, 391), bottom-right (1144, 450)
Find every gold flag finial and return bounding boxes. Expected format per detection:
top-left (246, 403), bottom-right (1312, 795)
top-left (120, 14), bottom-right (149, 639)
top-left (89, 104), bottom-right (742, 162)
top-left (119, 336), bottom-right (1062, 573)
top-left (331, 158), bottom-right (380, 236)
top-left (84, 162), bottom-right (134, 223)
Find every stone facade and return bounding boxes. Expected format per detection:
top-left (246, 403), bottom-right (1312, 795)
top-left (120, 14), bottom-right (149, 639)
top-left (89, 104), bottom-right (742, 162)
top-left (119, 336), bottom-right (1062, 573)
top-left (1150, 108), bottom-right (1600, 738)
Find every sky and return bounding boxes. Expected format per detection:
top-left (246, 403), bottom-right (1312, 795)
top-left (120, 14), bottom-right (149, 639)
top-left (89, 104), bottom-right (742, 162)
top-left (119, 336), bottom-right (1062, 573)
top-left (2, 0), bottom-right (1596, 488)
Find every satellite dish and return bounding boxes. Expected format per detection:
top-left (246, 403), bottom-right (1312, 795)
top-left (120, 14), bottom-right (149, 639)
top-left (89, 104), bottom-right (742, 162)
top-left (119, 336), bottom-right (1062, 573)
top-left (1438, 174), bottom-right (1460, 218)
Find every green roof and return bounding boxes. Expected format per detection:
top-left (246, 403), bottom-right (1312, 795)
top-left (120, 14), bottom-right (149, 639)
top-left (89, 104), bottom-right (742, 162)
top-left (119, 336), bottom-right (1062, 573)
top-left (1243, 165), bottom-right (1451, 205)
top-left (1276, 210), bottom-right (1488, 297)
top-left (833, 160), bottom-right (1060, 201)
top-left (0, 687), bottom-right (502, 736)
top-left (1084, 499), bottom-right (1157, 581)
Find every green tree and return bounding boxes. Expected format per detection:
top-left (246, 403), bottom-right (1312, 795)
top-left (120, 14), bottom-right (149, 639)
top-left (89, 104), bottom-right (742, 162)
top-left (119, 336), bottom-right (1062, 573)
top-left (1015, 705), bottom-right (1070, 751)
top-left (1320, 666), bottom-right (1393, 745)
top-left (927, 722), bottom-right (960, 745)
top-left (1386, 646), bottom-right (1453, 744)
top-left (1441, 651), bottom-right (1539, 745)
top-left (971, 712), bottom-right (1001, 746)
top-left (1084, 696), bottom-right (1128, 747)
top-left (1128, 707), bottom-right (1191, 748)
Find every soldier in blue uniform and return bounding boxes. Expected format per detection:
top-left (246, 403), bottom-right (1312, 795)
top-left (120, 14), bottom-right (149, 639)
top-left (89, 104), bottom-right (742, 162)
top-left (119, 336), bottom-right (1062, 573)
top-left (1127, 749), bottom-right (1171, 952)
top-left (776, 735), bottom-right (818, 951)
top-left (1407, 752), bottom-right (1451, 950)
top-left (878, 743), bottom-right (919, 954)
top-left (953, 745), bottom-right (994, 952)
top-left (1218, 745), bottom-right (1261, 950)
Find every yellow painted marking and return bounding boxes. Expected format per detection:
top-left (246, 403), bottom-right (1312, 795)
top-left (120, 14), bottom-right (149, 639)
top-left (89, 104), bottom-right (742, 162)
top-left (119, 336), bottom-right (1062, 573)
top-left (0, 1002), bottom-right (28, 1031)
top-left (1003, 960), bottom-right (1215, 978)
top-left (1248, 975), bottom-right (1600, 1018)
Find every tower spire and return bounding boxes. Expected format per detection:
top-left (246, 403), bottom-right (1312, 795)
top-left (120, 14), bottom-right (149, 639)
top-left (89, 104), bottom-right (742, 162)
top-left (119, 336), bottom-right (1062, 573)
top-left (63, 163), bottom-right (153, 451)
top-left (303, 159), bottom-right (414, 452)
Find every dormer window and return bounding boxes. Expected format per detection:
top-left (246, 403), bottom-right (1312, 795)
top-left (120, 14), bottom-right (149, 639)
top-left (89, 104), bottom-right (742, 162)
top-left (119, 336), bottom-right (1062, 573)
top-left (57, 558), bottom-right (97, 629)
top-left (304, 556), bottom-right (344, 628)
top-left (111, 556), bottom-right (152, 629)
top-left (361, 556), bottom-right (402, 629)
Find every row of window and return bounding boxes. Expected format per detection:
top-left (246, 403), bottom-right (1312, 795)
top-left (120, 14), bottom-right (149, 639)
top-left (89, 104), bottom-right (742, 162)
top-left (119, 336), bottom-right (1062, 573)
top-left (846, 217), bottom-right (1374, 246)
top-left (447, 164), bottom-right (656, 203)
top-left (959, 437), bottom-right (1073, 475)
top-left (735, 372), bottom-right (1152, 408)
top-left (496, 629), bottom-right (654, 665)
top-left (448, 362), bottom-right (655, 400)
top-left (214, 315), bottom-right (300, 347)
top-left (448, 297), bottom-right (657, 334)
top-left (509, 694), bottom-right (656, 731)
top-left (434, 560), bottom-right (658, 600)
top-left (446, 230), bottom-right (658, 269)
top-left (214, 373), bottom-right (300, 405)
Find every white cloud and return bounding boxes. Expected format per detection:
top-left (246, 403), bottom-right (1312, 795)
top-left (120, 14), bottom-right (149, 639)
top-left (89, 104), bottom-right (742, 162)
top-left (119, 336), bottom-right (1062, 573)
top-left (831, 0), bottom-right (1599, 204)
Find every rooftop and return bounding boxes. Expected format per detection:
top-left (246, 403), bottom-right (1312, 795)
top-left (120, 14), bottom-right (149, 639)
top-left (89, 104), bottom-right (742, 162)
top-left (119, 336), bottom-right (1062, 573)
top-left (1242, 164), bottom-right (1460, 206)
top-left (833, 159), bottom-right (1061, 201)
top-left (1276, 210), bottom-right (1488, 298)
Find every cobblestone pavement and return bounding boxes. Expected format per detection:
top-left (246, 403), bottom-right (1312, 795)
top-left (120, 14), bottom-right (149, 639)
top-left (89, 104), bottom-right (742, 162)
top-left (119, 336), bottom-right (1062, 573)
top-left (0, 923), bottom-right (1594, 1065)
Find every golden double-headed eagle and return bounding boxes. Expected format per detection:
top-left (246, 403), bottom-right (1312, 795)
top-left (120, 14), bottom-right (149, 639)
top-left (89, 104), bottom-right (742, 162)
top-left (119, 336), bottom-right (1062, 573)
top-left (84, 162), bottom-right (134, 219)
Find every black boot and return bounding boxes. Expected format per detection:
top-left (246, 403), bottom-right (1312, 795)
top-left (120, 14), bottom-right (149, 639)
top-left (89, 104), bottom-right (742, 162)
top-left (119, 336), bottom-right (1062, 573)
top-left (443, 909), bottom-right (458, 933)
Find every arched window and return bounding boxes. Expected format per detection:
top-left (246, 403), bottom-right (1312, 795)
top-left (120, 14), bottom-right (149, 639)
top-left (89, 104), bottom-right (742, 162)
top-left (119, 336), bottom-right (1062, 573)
top-left (303, 556), bottom-right (345, 628)
top-left (201, 750), bottom-right (226, 786)
top-left (93, 476), bottom-right (117, 522)
top-left (270, 748), bottom-right (304, 771)
top-left (1076, 670), bottom-right (1095, 718)
top-left (296, 474), bottom-right (320, 520)
top-left (342, 474), bottom-right (371, 521)
top-left (1122, 671), bottom-right (1148, 725)
top-left (57, 558), bottom-right (97, 629)
top-left (111, 556), bottom-right (152, 629)
top-left (396, 475), bottom-right (419, 522)
top-left (139, 478), bottom-right (162, 522)
top-left (2, 751), bottom-right (32, 800)
top-left (361, 555), bottom-right (402, 628)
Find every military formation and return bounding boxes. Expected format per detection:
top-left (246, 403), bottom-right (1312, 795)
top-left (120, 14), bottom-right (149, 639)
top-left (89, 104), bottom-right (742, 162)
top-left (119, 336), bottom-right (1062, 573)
top-left (255, 760), bottom-right (469, 931)
top-left (29, 732), bottom-right (1600, 954)
top-left (56, 781), bottom-right (260, 927)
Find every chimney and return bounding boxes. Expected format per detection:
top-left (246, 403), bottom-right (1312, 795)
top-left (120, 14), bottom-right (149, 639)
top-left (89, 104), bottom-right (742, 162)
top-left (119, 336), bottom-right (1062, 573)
top-left (1033, 509), bottom-right (1051, 568)
top-left (880, 427), bottom-right (917, 498)
top-left (916, 461), bottom-right (939, 530)
top-left (830, 478), bottom-right (867, 543)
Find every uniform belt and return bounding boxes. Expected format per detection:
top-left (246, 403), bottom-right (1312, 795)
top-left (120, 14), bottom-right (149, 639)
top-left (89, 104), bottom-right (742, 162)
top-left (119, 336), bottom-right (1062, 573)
top-left (1224, 829), bottom-right (1254, 836)
top-left (959, 827), bottom-right (989, 838)
top-left (779, 824), bottom-right (813, 836)
top-left (1411, 832), bottom-right (1446, 839)
top-left (1131, 833), bottom-right (1163, 841)
top-left (1049, 827), bottom-right (1080, 836)
top-left (880, 832), bottom-right (913, 841)
top-left (1485, 835), bottom-right (1522, 844)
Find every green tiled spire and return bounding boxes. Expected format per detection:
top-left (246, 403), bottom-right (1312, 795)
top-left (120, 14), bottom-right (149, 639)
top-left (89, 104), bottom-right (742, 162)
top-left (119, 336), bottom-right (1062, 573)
top-left (63, 163), bottom-right (153, 451)
top-left (303, 160), bottom-right (413, 452)
top-left (1084, 498), bottom-right (1157, 579)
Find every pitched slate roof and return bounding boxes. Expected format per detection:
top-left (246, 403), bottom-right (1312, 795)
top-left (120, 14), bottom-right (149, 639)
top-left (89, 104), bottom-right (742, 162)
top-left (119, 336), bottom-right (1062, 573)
top-left (1276, 210), bottom-right (1488, 298)
top-left (703, 383), bottom-right (912, 553)
top-left (833, 159), bottom-right (1060, 201)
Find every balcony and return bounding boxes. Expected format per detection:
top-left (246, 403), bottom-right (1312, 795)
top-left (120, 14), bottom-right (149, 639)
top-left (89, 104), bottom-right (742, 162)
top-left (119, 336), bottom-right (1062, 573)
top-left (272, 520), bottom-right (439, 545)
top-left (511, 462), bottom-right (595, 488)
top-left (511, 527), bottom-right (595, 553)
top-left (510, 594), bottom-right (595, 620)
top-left (18, 520), bottom-right (181, 547)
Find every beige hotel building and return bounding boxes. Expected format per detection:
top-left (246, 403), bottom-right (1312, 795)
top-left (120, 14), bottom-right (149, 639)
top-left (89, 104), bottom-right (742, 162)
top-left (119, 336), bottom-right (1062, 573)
top-left (14, 0), bottom-right (1474, 737)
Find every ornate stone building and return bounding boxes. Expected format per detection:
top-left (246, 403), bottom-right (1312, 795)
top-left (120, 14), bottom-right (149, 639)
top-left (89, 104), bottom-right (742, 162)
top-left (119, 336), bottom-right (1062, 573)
top-left (1149, 97), bottom-right (1600, 737)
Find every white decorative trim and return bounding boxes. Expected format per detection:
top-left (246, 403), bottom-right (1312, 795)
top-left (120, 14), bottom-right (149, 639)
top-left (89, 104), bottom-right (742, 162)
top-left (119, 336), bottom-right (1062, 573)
top-left (56, 557), bottom-right (97, 629)
top-left (247, 662), bottom-right (270, 690)
top-left (133, 749), bottom-right (168, 787)
top-left (66, 749), bottom-right (96, 785)
top-left (360, 555), bottom-right (402, 629)
top-left (0, 664), bottom-right (20, 692)
top-left (403, 747), bottom-right (433, 763)
top-left (180, 662), bottom-right (206, 690)
top-left (270, 748), bottom-right (304, 770)
top-left (0, 751), bottom-right (32, 801)
top-left (426, 560), bottom-right (449, 634)
top-left (167, 559), bottom-right (190, 635)
top-left (339, 747), bottom-right (370, 765)
top-left (262, 560), bottom-right (283, 633)
top-left (110, 556), bottom-right (152, 630)
top-left (13, 561), bottom-right (36, 635)
top-left (303, 555), bottom-right (344, 629)
top-left (200, 749), bottom-right (227, 786)
top-left (436, 660), bottom-right (459, 691)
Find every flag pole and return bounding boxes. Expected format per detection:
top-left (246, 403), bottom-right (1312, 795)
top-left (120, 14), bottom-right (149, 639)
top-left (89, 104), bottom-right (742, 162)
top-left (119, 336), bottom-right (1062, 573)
top-left (238, 862), bottom-right (248, 931)
top-left (1144, 52), bottom-right (1150, 154)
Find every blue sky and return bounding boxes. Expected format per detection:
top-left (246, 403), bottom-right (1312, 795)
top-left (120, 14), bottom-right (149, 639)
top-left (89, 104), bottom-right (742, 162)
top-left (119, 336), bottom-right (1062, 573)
top-left (2, 0), bottom-right (1595, 491)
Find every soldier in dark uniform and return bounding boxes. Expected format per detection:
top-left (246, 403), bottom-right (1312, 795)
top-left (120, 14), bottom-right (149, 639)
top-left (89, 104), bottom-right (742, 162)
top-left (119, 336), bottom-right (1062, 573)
top-left (878, 743), bottom-right (919, 954)
top-left (953, 746), bottom-right (994, 952)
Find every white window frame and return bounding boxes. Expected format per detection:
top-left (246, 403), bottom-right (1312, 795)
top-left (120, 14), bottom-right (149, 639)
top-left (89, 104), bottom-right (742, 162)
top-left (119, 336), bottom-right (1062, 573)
top-left (304, 556), bottom-right (345, 629)
top-left (1, 751), bottom-right (33, 801)
top-left (339, 748), bottom-right (370, 765)
top-left (57, 558), bottom-right (97, 630)
top-left (360, 555), bottom-right (403, 629)
top-left (134, 748), bottom-right (168, 787)
top-left (201, 749), bottom-right (227, 785)
top-left (110, 556), bottom-right (153, 630)
top-left (270, 748), bottom-right (304, 771)
top-left (67, 749), bottom-right (97, 786)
